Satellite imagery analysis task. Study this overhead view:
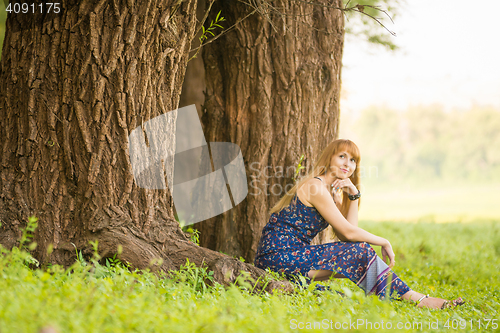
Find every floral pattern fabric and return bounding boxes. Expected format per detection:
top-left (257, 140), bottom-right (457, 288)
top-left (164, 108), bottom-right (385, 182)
top-left (254, 195), bottom-right (411, 299)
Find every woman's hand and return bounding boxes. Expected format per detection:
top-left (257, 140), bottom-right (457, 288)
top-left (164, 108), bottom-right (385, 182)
top-left (332, 187), bottom-right (342, 206)
top-left (331, 178), bottom-right (358, 196)
top-left (381, 240), bottom-right (395, 268)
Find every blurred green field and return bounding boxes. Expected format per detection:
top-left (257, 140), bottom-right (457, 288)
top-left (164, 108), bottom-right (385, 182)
top-left (1, 220), bottom-right (499, 333)
top-left (359, 183), bottom-right (500, 223)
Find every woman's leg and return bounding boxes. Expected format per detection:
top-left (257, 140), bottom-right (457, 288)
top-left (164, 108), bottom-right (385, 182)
top-left (307, 269), bottom-right (333, 281)
top-left (318, 241), bottom-right (411, 299)
top-left (305, 242), bottom-right (463, 308)
top-left (308, 270), bottom-right (346, 281)
top-left (308, 269), bottom-right (459, 309)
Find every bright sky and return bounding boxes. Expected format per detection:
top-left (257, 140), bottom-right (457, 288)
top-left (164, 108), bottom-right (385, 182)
top-left (340, 0), bottom-right (500, 114)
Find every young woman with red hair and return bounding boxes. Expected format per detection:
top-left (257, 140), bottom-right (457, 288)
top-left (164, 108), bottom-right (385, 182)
top-left (255, 139), bottom-right (463, 309)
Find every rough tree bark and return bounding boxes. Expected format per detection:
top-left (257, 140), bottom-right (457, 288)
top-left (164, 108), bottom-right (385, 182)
top-left (0, 0), bottom-right (287, 290)
top-left (193, 0), bottom-right (345, 261)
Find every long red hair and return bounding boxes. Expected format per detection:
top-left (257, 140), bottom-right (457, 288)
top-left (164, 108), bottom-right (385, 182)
top-left (269, 139), bottom-right (361, 219)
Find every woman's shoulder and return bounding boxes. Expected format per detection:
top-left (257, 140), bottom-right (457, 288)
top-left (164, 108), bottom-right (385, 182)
top-left (298, 177), bottom-right (327, 193)
top-left (297, 177), bottom-right (325, 207)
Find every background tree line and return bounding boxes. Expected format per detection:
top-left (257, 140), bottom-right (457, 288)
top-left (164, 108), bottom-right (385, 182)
top-left (341, 105), bottom-right (500, 185)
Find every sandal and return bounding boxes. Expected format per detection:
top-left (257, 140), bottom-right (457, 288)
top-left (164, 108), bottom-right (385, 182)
top-left (417, 294), bottom-right (465, 309)
top-left (441, 297), bottom-right (465, 309)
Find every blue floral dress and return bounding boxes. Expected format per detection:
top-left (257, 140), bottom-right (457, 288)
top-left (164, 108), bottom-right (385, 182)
top-left (254, 194), bottom-right (411, 299)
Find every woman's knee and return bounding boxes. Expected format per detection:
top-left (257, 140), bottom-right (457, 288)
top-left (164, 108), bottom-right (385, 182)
top-left (343, 241), bottom-right (376, 258)
top-left (356, 242), bottom-right (376, 257)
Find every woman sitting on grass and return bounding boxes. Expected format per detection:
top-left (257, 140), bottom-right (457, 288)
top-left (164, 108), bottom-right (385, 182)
top-left (254, 139), bottom-right (463, 309)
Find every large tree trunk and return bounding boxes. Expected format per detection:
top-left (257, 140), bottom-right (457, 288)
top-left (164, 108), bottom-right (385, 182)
top-left (0, 0), bottom-right (287, 291)
top-left (194, 0), bottom-right (344, 261)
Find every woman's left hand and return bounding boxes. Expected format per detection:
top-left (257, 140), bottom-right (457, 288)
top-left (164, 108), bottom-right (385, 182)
top-left (331, 178), bottom-right (358, 196)
top-left (381, 240), bottom-right (396, 268)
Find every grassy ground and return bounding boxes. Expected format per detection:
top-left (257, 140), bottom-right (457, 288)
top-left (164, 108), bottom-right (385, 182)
top-left (1, 220), bottom-right (499, 332)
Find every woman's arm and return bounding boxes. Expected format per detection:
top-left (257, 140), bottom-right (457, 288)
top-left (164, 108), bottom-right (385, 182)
top-left (302, 181), bottom-right (395, 266)
top-left (331, 178), bottom-right (358, 227)
top-left (345, 196), bottom-right (359, 227)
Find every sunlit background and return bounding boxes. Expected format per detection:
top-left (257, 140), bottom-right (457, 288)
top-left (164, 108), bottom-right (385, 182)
top-left (1, 0), bottom-right (498, 223)
top-left (340, 0), bottom-right (500, 222)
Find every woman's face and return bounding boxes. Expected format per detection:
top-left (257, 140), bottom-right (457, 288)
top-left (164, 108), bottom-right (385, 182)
top-left (329, 150), bottom-right (356, 179)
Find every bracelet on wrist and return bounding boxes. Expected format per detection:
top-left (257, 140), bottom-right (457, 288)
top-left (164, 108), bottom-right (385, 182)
top-left (348, 189), bottom-right (361, 201)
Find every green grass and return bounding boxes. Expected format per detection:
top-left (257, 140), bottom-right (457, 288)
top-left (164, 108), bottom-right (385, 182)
top-left (1, 221), bottom-right (499, 332)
